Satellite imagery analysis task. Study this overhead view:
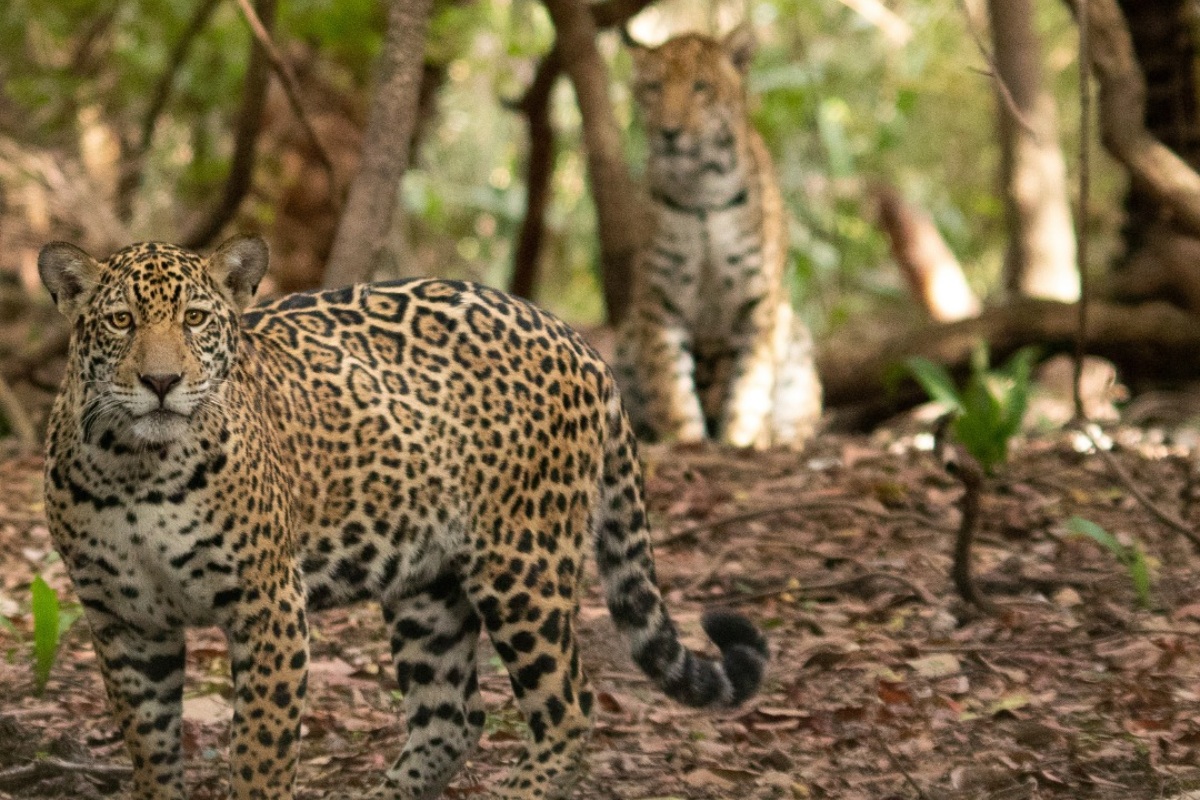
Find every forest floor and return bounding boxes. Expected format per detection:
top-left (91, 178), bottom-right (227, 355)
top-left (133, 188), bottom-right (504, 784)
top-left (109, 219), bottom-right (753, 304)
top-left (1, 426), bottom-right (1199, 800)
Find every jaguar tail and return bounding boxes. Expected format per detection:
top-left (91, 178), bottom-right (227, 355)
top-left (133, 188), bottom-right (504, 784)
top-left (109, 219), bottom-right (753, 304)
top-left (593, 392), bottom-right (768, 708)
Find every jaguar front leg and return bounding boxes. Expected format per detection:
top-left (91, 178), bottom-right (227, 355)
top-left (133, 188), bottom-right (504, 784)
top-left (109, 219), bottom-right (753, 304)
top-left (631, 320), bottom-right (707, 443)
top-left (718, 317), bottom-right (778, 449)
top-left (224, 579), bottom-right (310, 800)
top-left (89, 619), bottom-right (187, 800)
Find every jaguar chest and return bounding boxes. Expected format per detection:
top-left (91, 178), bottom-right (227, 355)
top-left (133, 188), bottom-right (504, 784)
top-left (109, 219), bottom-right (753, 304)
top-left (650, 198), bottom-right (771, 335)
top-left (45, 446), bottom-right (253, 632)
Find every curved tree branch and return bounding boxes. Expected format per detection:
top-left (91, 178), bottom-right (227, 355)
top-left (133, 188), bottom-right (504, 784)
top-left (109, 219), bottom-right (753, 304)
top-left (183, 0), bottom-right (277, 249)
top-left (232, 0), bottom-right (338, 204)
top-left (118, 0), bottom-right (222, 220)
top-left (1072, 0), bottom-right (1200, 236)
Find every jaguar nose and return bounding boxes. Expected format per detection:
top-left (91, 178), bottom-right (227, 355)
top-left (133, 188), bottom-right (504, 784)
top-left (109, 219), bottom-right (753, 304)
top-left (139, 373), bottom-right (182, 401)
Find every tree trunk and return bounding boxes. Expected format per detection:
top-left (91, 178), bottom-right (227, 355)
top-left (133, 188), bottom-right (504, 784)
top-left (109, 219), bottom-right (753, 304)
top-left (541, 0), bottom-right (648, 324)
top-left (988, 0), bottom-right (1078, 302)
top-left (322, 0), bottom-right (434, 289)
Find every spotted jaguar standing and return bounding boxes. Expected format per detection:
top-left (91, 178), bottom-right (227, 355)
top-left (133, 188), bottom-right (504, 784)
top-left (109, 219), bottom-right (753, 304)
top-left (37, 236), bottom-right (767, 800)
top-left (615, 26), bottom-right (822, 449)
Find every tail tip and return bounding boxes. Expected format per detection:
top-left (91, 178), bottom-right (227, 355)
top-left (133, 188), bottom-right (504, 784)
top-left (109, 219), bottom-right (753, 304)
top-left (702, 609), bottom-right (769, 706)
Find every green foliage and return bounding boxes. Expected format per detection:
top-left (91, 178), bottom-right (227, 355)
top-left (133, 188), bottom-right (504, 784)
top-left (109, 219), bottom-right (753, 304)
top-left (907, 344), bottom-right (1037, 473)
top-left (1067, 517), bottom-right (1153, 609)
top-left (30, 576), bottom-right (81, 695)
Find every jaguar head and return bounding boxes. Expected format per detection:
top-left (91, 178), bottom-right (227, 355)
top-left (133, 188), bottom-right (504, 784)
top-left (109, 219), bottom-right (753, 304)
top-left (38, 236), bottom-right (268, 445)
top-left (626, 25), bottom-right (756, 196)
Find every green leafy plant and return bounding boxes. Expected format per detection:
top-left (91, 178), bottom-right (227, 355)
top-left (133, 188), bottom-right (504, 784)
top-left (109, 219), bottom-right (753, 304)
top-left (907, 344), bottom-right (1038, 474)
top-left (30, 576), bottom-right (81, 695)
top-left (1067, 517), bottom-right (1153, 610)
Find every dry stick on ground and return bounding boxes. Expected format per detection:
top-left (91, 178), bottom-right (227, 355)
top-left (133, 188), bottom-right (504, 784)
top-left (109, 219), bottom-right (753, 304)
top-left (654, 497), bottom-right (949, 548)
top-left (871, 731), bottom-right (932, 800)
top-left (183, 0), bottom-right (277, 249)
top-left (725, 570), bottom-right (935, 606)
top-left (0, 757), bottom-right (131, 792)
top-left (935, 418), bottom-right (999, 614)
top-left (1077, 425), bottom-right (1200, 552)
top-left (232, 0), bottom-right (338, 203)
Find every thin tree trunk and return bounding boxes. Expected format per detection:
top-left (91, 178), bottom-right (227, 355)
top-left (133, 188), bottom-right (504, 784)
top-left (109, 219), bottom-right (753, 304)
top-left (989, 0), bottom-right (1079, 302)
top-left (183, 0), bottom-right (276, 249)
top-left (509, 49), bottom-right (561, 300)
top-left (322, 0), bottom-right (434, 289)
top-left (540, 0), bottom-right (648, 324)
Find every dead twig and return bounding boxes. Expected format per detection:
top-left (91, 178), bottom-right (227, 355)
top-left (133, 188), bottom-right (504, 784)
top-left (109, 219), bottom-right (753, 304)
top-left (935, 416), bottom-right (1000, 615)
top-left (655, 497), bottom-right (947, 548)
top-left (232, 0), bottom-right (338, 204)
top-left (958, 0), bottom-right (1039, 140)
top-left (0, 757), bottom-right (131, 791)
top-left (871, 731), bottom-right (931, 800)
top-left (725, 570), bottom-right (935, 606)
top-left (1076, 424), bottom-right (1200, 552)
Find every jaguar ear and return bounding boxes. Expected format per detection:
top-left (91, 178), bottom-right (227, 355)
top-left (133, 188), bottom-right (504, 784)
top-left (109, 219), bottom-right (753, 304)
top-left (622, 25), bottom-right (651, 70)
top-left (38, 242), bottom-right (101, 321)
top-left (207, 234), bottom-right (268, 310)
top-left (722, 23), bottom-right (756, 74)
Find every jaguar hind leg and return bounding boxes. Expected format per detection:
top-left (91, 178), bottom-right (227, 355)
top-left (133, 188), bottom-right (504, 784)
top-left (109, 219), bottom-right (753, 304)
top-left (378, 574), bottom-right (485, 800)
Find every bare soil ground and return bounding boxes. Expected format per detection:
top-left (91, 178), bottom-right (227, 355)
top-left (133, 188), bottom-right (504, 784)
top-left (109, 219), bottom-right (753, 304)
top-left (1, 428), bottom-right (1199, 800)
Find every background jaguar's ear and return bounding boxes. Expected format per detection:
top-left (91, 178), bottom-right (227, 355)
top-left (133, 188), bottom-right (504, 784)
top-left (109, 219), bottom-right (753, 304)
top-left (622, 25), bottom-right (650, 70)
top-left (207, 234), bottom-right (268, 310)
top-left (38, 242), bottom-right (101, 321)
top-left (722, 23), bottom-right (756, 74)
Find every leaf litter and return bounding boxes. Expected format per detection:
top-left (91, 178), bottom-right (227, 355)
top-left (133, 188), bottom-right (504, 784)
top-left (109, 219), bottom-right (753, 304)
top-left (0, 428), bottom-right (1199, 798)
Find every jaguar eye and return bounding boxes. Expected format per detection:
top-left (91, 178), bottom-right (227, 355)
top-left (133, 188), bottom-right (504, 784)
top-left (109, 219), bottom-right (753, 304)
top-left (108, 311), bottom-right (133, 330)
top-left (693, 80), bottom-right (711, 93)
top-left (184, 309), bottom-right (209, 327)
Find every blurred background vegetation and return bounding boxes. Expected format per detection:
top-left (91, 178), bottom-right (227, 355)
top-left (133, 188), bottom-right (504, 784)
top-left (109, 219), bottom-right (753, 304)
top-left (0, 0), bottom-right (1125, 331)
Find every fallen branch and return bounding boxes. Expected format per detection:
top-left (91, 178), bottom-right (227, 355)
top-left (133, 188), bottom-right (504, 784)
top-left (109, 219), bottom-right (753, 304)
top-left (819, 298), bottom-right (1200, 425)
top-left (654, 497), bottom-right (948, 548)
top-left (726, 570), bottom-right (935, 606)
top-left (938, 431), bottom-right (999, 614)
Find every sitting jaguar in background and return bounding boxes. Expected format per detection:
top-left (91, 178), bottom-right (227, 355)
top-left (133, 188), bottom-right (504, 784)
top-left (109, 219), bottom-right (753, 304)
top-left (37, 236), bottom-right (768, 800)
top-left (615, 25), bottom-right (823, 449)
